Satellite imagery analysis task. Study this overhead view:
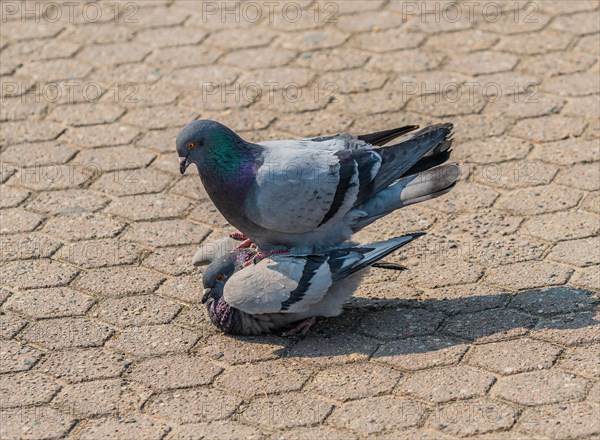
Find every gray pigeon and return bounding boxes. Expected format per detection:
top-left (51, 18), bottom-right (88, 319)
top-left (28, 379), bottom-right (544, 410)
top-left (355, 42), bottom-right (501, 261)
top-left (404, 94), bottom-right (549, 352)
top-left (200, 233), bottom-right (422, 335)
top-left (177, 120), bottom-right (458, 252)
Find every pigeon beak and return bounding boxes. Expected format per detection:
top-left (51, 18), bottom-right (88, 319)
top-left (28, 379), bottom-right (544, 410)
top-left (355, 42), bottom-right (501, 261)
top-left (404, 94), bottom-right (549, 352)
top-left (179, 156), bottom-right (189, 175)
top-left (201, 288), bottom-right (211, 304)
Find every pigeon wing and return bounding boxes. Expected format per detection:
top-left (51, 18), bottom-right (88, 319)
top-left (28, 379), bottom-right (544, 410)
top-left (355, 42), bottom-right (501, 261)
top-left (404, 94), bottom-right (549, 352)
top-left (244, 146), bottom-right (381, 233)
top-left (223, 255), bottom-right (335, 314)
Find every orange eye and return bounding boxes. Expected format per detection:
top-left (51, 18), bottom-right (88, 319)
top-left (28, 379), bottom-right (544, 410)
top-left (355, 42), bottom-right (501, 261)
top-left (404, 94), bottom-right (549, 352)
top-left (216, 273), bottom-right (225, 281)
top-left (186, 142), bottom-right (196, 150)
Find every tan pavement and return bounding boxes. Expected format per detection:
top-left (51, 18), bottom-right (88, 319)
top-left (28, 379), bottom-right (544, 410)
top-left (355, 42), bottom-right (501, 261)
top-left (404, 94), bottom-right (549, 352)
top-left (1, 1), bottom-right (599, 439)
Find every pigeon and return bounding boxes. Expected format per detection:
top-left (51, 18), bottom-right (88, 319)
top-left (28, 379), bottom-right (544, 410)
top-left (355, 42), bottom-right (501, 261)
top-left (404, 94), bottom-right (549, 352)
top-left (177, 120), bottom-right (458, 252)
top-left (200, 233), bottom-right (422, 335)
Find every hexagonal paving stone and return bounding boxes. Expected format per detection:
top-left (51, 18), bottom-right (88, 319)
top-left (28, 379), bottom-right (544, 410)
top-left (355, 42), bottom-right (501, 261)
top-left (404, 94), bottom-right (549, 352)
top-left (57, 239), bottom-right (146, 268)
top-left (76, 414), bottom-right (170, 440)
top-left (141, 245), bottom-right (198, 276)
top-left (510, 115), bottom-right (587, 142)
top-left (285, 333), bottom-right (378, 366)
top-left (4, 287), bottom-right (95, 319)
top-left (217, 360), bottom-right (312, 397)
top-left (122, 219), bottom-right (211, 247)
top-left (509, 287), bottom-right (598, 315)
top-left (240, 393), bottom-right (333, 430)
top-left (0, 208), bottom-right (43, 234)
top-left (128, 354), bottom-right (222, 391)
top-left (90, 168), bottom-right (173, 197)
top-left (2, 259), bottom-right (79, 289)
top-left (426, 399), bottom-right (518, 437)
top-left (196, 334), bottom-right (288, 365)
top-left (96, 295), bottom-right (181, 327)
top-left (530, 310), bottom-right (600, 346)
top-left (360, 308), bottom-right (444, 339)
top-left (373, 336), bottom-right (469, 371)
top-left (106, 324), bottom-right (198, 357)
top-left (0, 340), bottom-right (42, 373)
top-left (465, 338), bottom-right (562, 375)
top-left (492, 370), bottom-right (588, 405)
top-left (486, 262), bottom-right (573, 290)
top-left (521, 210), bottom-right (599, 241)
top-left (146, 387), bottom-right (242, 424)
top-left (104, 193), bottom-right (191, 221)
top-left (557, 344), bottom-right (600, 378)
top-left (570, 266), bottom-right (600, 291)
top-left (156, 273), bottom-right (204, 304)
top-left (307, 362), bottom-right (402, 401)
top-left (0, 372), bottom-right (61, 408)
top-left (169, 422), bottom-right (264, 440)
top-left (42, 213), bottom-right (126, 241)
top-left (22, 317), bottom-right (113, 350)
top-left (1, 232), bottom-right (63, 262)
top-left (53, 378), bottom-right (148, 417)
top-left (549, 236), bottom-right (600, 267)
top-left (495, 185), bottom-right (582, 215)
top-left (74, 266), bottom-right (164, 297)
top-left (518, 401), bottom-right (600, 439)
top-left (444, 308), bottom-right (537, 342)
top-left (39, 348), bottom-right (129, 383)
top-left (0, 406), bottom-right (75, 440)
top-left (0, 312), bottom-right (27, 339)
top-left (25, 189), bottom-right (111, 215)
top-left (398, 366), bottom-right (496, 403)
top-left (329, 395), bottom-right (426, 435)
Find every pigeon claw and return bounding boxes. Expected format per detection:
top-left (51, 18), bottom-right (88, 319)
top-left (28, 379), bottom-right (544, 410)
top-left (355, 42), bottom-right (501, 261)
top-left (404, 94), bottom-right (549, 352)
top-left (243, 249), bottom-right (289, 267)
top-left (282, 317), bottom-right (317, 337)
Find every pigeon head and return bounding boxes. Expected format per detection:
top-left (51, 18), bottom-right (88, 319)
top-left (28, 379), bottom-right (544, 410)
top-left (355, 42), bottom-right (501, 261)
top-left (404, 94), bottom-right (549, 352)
top-left (201, 249), bottom-right (254, 304)
top-left (176, 119), bottom-right (243, 175)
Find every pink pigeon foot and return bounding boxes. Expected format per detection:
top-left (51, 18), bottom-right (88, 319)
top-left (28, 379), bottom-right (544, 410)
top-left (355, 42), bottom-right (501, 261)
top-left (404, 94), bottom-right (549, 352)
top-left (243, 249), bottom-right (289, 267)
top-left (282, 317), bottom-right (317, 336)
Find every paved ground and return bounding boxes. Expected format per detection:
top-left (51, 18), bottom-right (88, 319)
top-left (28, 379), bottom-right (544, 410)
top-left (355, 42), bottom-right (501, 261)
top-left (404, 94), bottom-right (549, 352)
top-left (1, 1), bottom-right (599, 439)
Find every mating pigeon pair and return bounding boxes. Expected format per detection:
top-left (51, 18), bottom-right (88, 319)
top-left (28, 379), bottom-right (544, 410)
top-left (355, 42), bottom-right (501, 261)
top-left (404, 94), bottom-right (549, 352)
top-left (177, 120), bottom-right (459, 335)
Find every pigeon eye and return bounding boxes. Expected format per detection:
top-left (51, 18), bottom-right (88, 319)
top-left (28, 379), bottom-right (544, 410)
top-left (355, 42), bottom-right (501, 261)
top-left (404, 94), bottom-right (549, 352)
top-left (186, 142), bottom-right (196, 150)
top-left (216, 273), bottom-right (226, 281)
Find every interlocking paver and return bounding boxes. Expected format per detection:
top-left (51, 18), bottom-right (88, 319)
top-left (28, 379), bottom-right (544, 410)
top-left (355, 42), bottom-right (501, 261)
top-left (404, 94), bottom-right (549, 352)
top-left (106, 324), bottom-right (198, 357)
top-left (0, 340), bottom-right (42, 373)
top-left (330, 395), bottom-right (425, 435)
top-left (557, 344), bottom-right (600, 378)
top-left (2, 259), bottom-right (79, 289)
top-left (0, 406), bottom-right (75, 440)
top-left (307, 362), bottom-right (401, 401)
top-left (374, 336), bottom-right (469, 371)
top-left (96, 295), bottom-right (181, 328)
top-left (426, 399), bottom-right (518, 437)
top-left (521, 210), bottom-right (599, 241)
top-left (530, 310), bottom-right (600, 346)
top-left (398, 366), bottom-right (496, 403)
top-left (492, 370), bottom-right (588, 405)
top-left (466, 338), bottom-right (562, 375)
top-left (74, 266), bottom-right (164, 297)
top-left (22, 317), bottom-right (113, 350)
top-left (39, 348), bottom-right (129, 383)
top-left (42, 212), bottom-right (125, 241)
top-left (0, 372), bottom-right (61, 408)
top-left (147, 387), bottom-right (242, 424)
top-left (128, 354), bottom-right (221, 391)
top-left (76, 415), bottom-right (170, 440)
top-left (170, 422), bottom-right (263, 440)
top-left (4, 287), bottom-right (94, 319)
top-left (25, 188), bottom-right (110, 215)
top-left (241, 392), bottom-right (333, 429)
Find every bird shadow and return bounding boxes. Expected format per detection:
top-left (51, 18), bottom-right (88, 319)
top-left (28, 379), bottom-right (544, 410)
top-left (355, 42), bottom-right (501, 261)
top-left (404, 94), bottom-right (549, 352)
top-left (230, 287), bottom-right (599, 361)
